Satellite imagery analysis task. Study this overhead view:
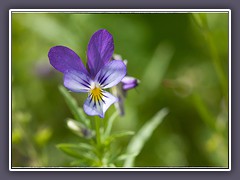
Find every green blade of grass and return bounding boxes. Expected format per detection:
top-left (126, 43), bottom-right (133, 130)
top-left (104, 111), bottom-right (119, 138)
top-left (104, 131), bottom-right (135, 145)
top-left (123, 108), bottom-right (169, 167)
top-left (142, 42), bottom-right (174, 94)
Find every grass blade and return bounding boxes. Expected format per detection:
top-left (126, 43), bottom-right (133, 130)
top-left (123, 108), bottom-right (169, 167)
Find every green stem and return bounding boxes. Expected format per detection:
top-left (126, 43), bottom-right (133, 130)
top-left (104, 111), bottom-right (118, 138)
top-left (94, 116), bottom-right (104, 166)
top-left (95, 116), bottom-right (101, 147)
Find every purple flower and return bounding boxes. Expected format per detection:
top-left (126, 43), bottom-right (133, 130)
top-left (48, 29), bottom-right (127, 118)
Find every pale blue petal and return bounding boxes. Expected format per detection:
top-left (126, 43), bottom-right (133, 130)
top-left (95, 60), bottom-right (126, 89)
top-left (64, 70), bottom-right (91, 93)
top-left (83, 90), bottom-right (117, 118)
top-left (102, 91), bottom-right (118, 115)
top-left (83, 95), bottom-right (104, 118)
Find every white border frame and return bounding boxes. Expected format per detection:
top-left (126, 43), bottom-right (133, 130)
top-left (9, 9), bottom-right (231, 171)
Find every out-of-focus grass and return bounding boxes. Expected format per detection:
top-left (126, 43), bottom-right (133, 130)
top-left (12, 12), bottom-right (229, 167)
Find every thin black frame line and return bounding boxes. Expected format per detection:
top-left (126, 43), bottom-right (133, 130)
top-left (9, 9), bottom-right (231, 171)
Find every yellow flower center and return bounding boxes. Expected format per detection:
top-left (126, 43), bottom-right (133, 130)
top-left (90, 87), bottom-right (103, 104)
top-left (91, 87), bottom-right (101, 97)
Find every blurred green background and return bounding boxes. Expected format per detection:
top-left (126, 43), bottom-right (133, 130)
top-left (12, 12), bottom-right (229, 167)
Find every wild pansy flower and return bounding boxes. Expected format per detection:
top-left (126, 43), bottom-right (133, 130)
top-left (111, 54), bottom-right (139, 116)
top-left (48, 29), bottom-right (127, 118)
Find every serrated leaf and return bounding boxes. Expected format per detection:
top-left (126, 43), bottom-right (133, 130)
top-left (124, 108), bottom-right (169, 167)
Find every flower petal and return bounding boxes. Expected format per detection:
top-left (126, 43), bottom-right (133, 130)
top-left (64, 70), bottom-right (91, 93)
top-left (101, 91), bottom-right (118, 115)
top-left (87, 29), bottom-right (114, 77)
top-left (95, 60), bottom-right (126, 89)
top-left (121, 76), bottom-right (139, 91)
top-left (83, 91), bottom-right (117, 118)
top-left (48, 46), bottom-right (88, 75)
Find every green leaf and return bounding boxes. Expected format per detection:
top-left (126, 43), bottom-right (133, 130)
top-left (104, 111), bottom-right (118, 138)
top-left (59, 85), bottom-right (90, 127)
top-left (104, 131), bottom-right (135, 145)
top-left (123, 108), bottom-right (169, 167)
top-left (117, 152), bottom-right (138, 161)
top-left (110, 131), bottom-right (135, 139)
top-left (57, 143), bottom-right (96, 161)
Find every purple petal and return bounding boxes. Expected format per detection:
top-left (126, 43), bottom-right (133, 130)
top-left (87, 29), bottom-right (114, 77)
top-left (48, 46), bottom-right (88, 75)
top-left (83, 91), bottom-right (117, 118)
top-left (64, 70), bottom-right (91, 93)
top-left (95, 60), bottom-right (126, 89)
top-left (121, 76), bottom-right (139, 91)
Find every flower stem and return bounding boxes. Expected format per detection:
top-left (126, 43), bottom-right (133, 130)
top-left (94, 116), bottom-right (103, 166)
top-left (95, 116), bottom-right (101, 146)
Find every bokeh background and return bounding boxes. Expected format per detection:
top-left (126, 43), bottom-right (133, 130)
top-left (12, 12), bottom-right (229, 167)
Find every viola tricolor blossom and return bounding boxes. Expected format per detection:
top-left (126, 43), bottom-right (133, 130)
top-left (48, 29), bottom-right (127, 118)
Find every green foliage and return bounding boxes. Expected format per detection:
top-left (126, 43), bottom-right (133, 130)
top-left (124, 108), bottom-right (169, 167)
top-left (56, 87), bottom-right (168, 167)
top-left (57, 143), bottom-right (96, 161)
top-left (59, 86), bottom-right (90, 127)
